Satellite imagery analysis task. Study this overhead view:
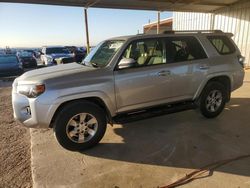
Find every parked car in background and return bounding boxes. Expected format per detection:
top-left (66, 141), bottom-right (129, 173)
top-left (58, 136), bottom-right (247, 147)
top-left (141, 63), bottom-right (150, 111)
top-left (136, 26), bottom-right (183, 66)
top-left (17, 51), bottom-right (37, 68)
top-left (5, 46), bottom-right (12, 54)
top-left (0, 55), bottom-right (23, 77)
top-left (12, 31), bottom-right (244, 151)
top-left (65, 46), bottom-right (87, 63)
top-left (0, 49), bottom-right (5, 55)
top-left (24, 49), bottom-right (38, 58)
top-left (40, 46), bottom-right (73, 66)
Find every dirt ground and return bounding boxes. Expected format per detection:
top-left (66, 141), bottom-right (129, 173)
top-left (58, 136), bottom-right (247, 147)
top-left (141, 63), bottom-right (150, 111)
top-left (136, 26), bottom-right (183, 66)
top-left (0, 80), bottom-right (32, 188)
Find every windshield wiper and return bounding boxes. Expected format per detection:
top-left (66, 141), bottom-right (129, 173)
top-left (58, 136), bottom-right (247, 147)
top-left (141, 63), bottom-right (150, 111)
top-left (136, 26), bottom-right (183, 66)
top-left (81, 61), bottom-right (99, 68)
top-left (90, 62), bottom-right (99, 68)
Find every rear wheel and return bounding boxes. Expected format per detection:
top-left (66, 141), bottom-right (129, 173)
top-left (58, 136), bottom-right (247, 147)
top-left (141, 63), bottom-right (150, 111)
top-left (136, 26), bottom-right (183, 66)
top-left (199, 82), bottom-right (227, 118)
top-left (54, 101), bottom-right (107, 151)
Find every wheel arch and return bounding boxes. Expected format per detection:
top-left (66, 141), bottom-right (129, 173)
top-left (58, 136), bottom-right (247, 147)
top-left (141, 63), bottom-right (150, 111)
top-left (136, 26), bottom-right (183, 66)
top-left (49, 97), bottom-right (113, 128)
top-left (195, 75), bottom-right (232, 102)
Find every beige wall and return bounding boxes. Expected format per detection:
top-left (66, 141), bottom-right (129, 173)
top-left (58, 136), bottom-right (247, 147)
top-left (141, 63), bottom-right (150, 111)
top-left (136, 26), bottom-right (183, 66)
top-left (144, 26), bottom-right (172, 34)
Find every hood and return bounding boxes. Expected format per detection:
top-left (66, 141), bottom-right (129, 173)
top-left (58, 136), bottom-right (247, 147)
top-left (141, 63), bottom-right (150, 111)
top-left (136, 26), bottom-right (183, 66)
top-left (18, 63), bottom-right (95, 83)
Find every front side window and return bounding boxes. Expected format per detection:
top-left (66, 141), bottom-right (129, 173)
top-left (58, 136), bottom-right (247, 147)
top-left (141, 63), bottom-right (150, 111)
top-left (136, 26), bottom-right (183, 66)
top-left (207, 35), bottom-right (236, 55)
top-left (165, 36), bottom-right (207, 63)
top-left (84, 40), bottom-right (124, 68)
top-left (120, 38), bottom-right (164, 68)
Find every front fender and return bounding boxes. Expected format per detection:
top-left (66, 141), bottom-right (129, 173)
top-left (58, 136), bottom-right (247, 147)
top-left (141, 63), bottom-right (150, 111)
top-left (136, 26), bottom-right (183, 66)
top-left (42, 91), bottom-right (116, 128)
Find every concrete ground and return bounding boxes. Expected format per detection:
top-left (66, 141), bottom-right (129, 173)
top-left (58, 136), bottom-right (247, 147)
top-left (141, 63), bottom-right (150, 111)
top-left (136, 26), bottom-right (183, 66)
top-left (31, 71), bottom-right (250, 188)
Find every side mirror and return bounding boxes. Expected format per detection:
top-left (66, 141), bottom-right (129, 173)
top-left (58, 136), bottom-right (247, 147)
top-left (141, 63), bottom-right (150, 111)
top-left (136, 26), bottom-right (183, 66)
top-left (118, 58), bottom-right (137, 69)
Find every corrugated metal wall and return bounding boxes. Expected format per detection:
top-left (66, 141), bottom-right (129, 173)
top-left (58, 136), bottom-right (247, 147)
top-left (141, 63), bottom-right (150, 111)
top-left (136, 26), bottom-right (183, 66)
top-left (173, 12), bottom-right (213, 30)
top-left (173, 1), bottom-right (250, 67)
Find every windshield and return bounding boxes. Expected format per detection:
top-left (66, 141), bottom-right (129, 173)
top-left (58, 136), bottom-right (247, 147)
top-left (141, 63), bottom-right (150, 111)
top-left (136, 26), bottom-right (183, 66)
top-left (46, 47), bottom-right (70, 55)
top-left (0, 56), bottom-right (18, 64)
top-left (83, 40), bottom-right (124, 67)
top-left (19, 51), bottom-right (33, 57)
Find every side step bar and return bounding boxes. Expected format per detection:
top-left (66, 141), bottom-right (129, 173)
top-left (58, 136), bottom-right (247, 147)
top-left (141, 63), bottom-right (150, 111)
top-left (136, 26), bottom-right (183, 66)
top-left (113, 101), bottom-right (196, 124)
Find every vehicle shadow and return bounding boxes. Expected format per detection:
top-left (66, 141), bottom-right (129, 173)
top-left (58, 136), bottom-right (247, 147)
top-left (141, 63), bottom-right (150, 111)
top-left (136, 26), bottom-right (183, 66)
top-left (82, 98), bottom-right (250, 177)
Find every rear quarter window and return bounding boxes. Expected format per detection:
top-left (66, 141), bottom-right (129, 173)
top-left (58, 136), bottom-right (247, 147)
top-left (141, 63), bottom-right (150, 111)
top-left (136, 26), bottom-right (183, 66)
top-left (207, 35), bottom-right (236, 55)
top-left (165, 36), bottom-right (207, 63)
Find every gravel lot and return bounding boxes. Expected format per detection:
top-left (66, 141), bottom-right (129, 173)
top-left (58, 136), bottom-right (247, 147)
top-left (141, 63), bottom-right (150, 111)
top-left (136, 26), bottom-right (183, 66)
top-left (0, 80), bottom-right (32, 188)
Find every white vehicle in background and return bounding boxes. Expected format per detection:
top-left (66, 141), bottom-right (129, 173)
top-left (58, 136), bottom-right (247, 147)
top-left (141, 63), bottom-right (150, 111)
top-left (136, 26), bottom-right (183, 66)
top-left (40, 46), bottom-right (74, 66)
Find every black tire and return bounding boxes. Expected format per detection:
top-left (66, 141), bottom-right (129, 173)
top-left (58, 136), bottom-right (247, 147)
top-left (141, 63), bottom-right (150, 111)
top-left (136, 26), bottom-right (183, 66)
top-left (199, 81), bottom-right (227, 119)
top-left (53, 101), bottom-right (107, 151)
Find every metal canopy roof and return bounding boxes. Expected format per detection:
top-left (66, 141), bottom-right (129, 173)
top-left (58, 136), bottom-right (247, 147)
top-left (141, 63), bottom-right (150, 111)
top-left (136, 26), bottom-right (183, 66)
top-left (0, 0), bottom-right (241, 12)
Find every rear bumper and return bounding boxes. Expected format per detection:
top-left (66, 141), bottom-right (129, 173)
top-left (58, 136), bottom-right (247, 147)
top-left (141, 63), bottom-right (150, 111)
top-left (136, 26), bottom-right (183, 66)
top-left (232, 69), bottom-right (245, 91)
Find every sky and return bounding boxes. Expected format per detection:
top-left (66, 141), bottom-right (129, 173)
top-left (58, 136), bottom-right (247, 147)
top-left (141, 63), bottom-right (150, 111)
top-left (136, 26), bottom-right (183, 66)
top-left (0, 3), bottom-right (172, 48)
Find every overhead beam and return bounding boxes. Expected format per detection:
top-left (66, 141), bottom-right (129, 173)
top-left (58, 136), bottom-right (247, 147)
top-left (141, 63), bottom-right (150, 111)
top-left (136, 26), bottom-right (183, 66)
top-left (0, 0), bottom-right (240, 12)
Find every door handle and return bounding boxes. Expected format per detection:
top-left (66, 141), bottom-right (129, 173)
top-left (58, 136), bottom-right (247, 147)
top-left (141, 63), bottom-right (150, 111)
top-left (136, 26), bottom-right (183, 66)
top-left (199, 65), bottom-right (209, 70)
top-left (157, 70), bottom-right (171, 76)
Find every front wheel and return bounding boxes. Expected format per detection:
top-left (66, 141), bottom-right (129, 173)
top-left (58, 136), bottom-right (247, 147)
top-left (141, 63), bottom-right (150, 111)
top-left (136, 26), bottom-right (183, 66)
top-left (53, 101), bottom-right (107, 151)
top-left (199, 82), bottom-right (227, 118)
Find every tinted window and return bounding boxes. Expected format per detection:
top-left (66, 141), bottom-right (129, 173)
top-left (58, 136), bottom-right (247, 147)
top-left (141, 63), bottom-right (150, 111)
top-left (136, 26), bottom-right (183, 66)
top-left (46, 47), bottom-right (70, 54)
top-left (207, 35), bottom-right (235, 55)
top-left (18, 51), bottom-right (33, 57)
top-left (165, 36), bottom-right (207, 63)
top-left (121, 38), bottom-right (164, 67)
top-left (0, 56), bottom-right (18, 64)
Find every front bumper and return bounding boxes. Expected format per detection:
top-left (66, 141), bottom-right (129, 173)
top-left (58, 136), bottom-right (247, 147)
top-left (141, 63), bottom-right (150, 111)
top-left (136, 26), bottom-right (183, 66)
top-left (12, 88), bottom-right (57, 128)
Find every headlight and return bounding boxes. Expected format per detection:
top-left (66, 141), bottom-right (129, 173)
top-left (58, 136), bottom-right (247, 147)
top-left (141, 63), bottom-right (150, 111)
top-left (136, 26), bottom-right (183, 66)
top-left (17, 84), bottom-right (45, 98)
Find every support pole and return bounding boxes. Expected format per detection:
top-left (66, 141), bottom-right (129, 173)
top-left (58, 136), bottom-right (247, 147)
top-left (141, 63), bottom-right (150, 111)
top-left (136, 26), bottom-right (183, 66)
top-left (157, 11), bottom-right (160, 34)
top-left (84, 8), bottom-right (90, 54)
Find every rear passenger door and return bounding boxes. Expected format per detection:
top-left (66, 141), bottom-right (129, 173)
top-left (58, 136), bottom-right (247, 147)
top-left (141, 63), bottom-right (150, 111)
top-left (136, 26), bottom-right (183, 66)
top-left (164, 36), bottom-right (209, 100)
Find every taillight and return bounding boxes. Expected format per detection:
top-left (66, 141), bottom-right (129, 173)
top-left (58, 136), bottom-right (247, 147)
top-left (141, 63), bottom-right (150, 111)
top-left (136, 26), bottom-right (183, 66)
top-left (237, 55), bottom-right (245, 68)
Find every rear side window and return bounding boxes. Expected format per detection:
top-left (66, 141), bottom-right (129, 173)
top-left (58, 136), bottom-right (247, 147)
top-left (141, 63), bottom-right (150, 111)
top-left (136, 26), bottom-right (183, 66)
top-left (165, 36), bottom-right (207, 63)
top-left (207, 36), bottom-right (236, 55)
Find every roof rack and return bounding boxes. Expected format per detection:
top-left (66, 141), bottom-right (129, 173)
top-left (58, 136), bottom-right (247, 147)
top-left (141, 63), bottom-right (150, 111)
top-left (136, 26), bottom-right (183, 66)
top-left (163, 30), bottom-right (223, 34)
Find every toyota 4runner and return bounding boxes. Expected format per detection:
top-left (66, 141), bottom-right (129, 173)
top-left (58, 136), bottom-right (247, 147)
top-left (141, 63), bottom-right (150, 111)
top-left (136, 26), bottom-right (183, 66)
top-left (12, 30), bottom-right (245, 151)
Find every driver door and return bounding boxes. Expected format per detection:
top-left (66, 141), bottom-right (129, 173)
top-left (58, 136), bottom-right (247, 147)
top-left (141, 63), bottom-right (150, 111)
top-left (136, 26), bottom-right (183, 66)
top-left (114, 38), bottom-right (173, 113)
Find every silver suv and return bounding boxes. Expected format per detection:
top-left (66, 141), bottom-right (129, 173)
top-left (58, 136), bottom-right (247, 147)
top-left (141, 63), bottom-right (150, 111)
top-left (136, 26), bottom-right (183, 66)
top-left (12, 31), bottom-right (245, 151)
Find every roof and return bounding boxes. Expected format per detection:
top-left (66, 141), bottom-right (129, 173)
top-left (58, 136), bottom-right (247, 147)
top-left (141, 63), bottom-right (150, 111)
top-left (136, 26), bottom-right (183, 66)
top-left (108, 30), bottom-right (230, 41)
top-left (144, 17), bottom-right (173, 28)
top-left (1, 0), bottom-right (241, 12)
